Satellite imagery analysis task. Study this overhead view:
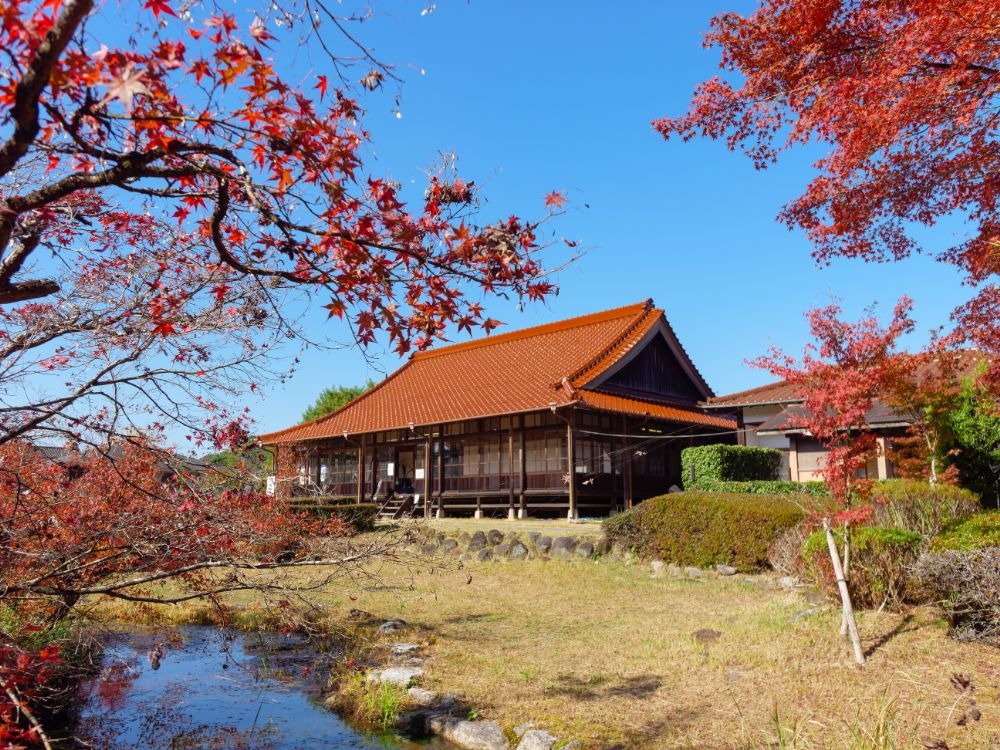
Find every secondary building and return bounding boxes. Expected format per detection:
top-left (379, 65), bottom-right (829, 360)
top-left (258, 300), bottom-right (735, 518)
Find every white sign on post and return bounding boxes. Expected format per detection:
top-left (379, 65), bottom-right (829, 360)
top-left (387, 462), bottom-right (395, 477)
top-left (265, 476), bottom-right (276, 496)
top-left (415, 468), bottom-right (425, 480)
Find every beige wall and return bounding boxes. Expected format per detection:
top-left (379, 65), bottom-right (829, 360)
top-left (741, 405), bottom-right (792, 480)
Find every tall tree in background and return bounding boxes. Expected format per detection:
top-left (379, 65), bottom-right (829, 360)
top-left (657, 0), bottom-right (999, 382)
top-left (301, 380), bottom-right (376, 422)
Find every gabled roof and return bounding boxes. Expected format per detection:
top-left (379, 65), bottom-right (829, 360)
top-left (705, 349), bottom-right (988, 409)
top-left (259, 301), bottom-right (733, 445)
top-left (754, 400), bottom-right (912, 435)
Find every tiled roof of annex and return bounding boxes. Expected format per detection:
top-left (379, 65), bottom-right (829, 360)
top-left (258, 300), bottom-right (734, 444)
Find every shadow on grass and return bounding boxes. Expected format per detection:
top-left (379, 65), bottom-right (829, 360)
top-left (544, 673), bottom-right (662, 701)
top-left (864, 613), bottom-right (919, 658)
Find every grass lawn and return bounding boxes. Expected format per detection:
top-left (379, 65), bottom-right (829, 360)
top-left (95, 549), bottom-right (1000, 749)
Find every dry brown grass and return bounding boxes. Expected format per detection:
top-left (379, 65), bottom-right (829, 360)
top-left (92, 551), bottom-right (1000, 749)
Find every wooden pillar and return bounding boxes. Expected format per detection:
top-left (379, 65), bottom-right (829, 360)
top-left (356, 436), bottom-right (364, 504)
top-left (624, 417), bottom-right (633, 509)
top-left (518, 421), bottom-right (527, 518)
top-left (436, 425), bottom-right (445, 518)
top-left (507, 428), bottom-right (516, 520)
top-left (424, 432), bottom-right (432, 518)
top-left (566, 410), bottom-right (577, 520)
top-left (875, 435), bottom-right (890, 480)
top-left (369, 437), bottom-right (378, 501)
top-left (788, 436), bottom-right (800, 482)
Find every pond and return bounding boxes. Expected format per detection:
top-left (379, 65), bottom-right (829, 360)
top-left (74, 625), bottom-right (447, 749)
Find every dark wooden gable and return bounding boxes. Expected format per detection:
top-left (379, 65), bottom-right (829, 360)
top-left (597, 332), bottom-right (704, 404)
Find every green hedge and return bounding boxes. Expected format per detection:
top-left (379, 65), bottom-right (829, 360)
top-left (868, 480), bottom-right (981, 538)
top-left (681, 445), bottom-right (782, 490)
top-left (803, 526), bottom-right (922, 608)
top-left (288, 498), bottom-right (377, 531)
top-left (696, 479), bottom-right (829, 496)
top-left (603, 492), bottom-right (804, 571)
top-left (930, 512), bottom-right (1000, 552)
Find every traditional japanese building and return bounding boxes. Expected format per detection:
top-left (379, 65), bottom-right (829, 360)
top-left (258, 300), bottom-right (735, 518)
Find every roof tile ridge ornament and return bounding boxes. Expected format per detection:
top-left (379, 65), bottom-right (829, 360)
top-left (410, 301), bottom-right (651, 362)
top-left (562, 299), bottom-right (657, 389)
top-left (561, 377), bottom-right (577, 399)
top-left (256, 360), bottom-right (414, 444)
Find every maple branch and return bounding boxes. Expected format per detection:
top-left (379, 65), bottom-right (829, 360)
top-left (0, 0), bottom-right (94, 179)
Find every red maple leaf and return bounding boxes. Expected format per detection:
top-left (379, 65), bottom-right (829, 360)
top-left (544, 191), bottom-right (567, 209)
top-left (144, 0), bottom-right (176, 19)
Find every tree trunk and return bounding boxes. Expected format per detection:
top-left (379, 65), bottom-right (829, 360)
top-left (825, 519), bottom-right (865, 665)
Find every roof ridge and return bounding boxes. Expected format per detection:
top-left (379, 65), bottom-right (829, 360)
top-left (411, 300), bottom-right (652, 361)
top-left (705, 378), bottom-right (797, 405)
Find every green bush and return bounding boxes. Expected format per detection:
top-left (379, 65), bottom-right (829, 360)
top-left (681, 444), bottom-right (782, 490)
top-left (698, 479), bottom-right (829, 497)
top-left (869, 480), bottom-right (981, 539)
top-left (602, 492), bottom-right (804, 571)
top-left (930, 512), bottom-right (1000, 552)
top-left (289, 499), bottom-right (377, 531)
top-left (803, 526), bottom-right (922, 608)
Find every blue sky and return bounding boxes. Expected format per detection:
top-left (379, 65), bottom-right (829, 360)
top-left (244, 1), bottom-right (972, 438)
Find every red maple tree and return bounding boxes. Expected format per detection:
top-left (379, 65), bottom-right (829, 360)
top-left (657, 0), bottom-right (998, 382)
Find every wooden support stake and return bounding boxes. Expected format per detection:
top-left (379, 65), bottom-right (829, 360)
top-left (824, 518), bottom-right (865, 665)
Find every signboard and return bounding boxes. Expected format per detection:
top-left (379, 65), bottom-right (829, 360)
top-left (414, 468), bottom-right (425, 480)
top-left (387, 462), bottom-right (395, 477)
top-left (265, 476), bottom-right (276, 496)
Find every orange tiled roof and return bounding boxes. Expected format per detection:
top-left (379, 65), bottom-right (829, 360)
top-left (259, 301), bottom-right (731, 444)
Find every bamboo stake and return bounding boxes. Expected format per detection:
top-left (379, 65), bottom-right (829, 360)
top-left (824, 518), bottom-right (865, 665)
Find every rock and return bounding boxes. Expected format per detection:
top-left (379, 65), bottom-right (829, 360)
top-left (516, 729), bottom-right (558, 750)
top-left (514, 722), bottom-right (536, 738)
top-left (804, 590), bottom-right (827, 605)
top-left (527, 532), bottom-right (541, 545)
top-left (779, 576), bottom-right (800, 589)
top-left (437, 693), bottom-right (460, 710)
top-left (595, 536), bottom-right (611, 555)
top-left (507, 541), bottom-right (529, 561)
top-left (407, 687), bottom-right (439, 707)
top-left (348, 608), bottom-right (373, 621)
top-left (460, 552), bottom-right (473, 562)
top-left (379, 619), bottom-right (408, 634)
top-left (476, 547), bottom-right (493, 562)
top-left (684, 566), bottom-right (705, 579)
top-left (421, 543), bottom-right (439, 556)
top-left (487, 529), bottom-right (505, 546)
top-left (667, 563), bottom-right (682, 578)
top-left (458, 531), bottom-right (471, 543)
top-left (368, 666), bottom-right (423, 687)
top-left (441, 538), bottom-right (459, 552)
top-left (650, 560), bottom-right (665, 577)
top-left (575, 541), bottom-right (594, 559)
top-left (716, 564), bottom-right (738, 576)
top-left (391, 642), bottom-right (420, 657)
top-left (468, 531), bottom-right (488, 552)
top-left (495, 543), bottom-right (510, 559)
top-left (427, 716), bottom-right (509, 750)
top-left (535, 535), bottom-right (553, 553)
top-left (550, 536), bottom-right (577, 559)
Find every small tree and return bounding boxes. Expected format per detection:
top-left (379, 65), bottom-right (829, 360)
top-left (948, 369), bottom-right (1000, 507)
top-left (753, 299), bottom-right (917, 664)
top-left (301, 380), bottom-right (376, 422)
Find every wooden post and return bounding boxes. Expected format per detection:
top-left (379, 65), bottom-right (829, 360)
top-left (823, 519), bottom-right (865, 665)
top-left (356, 436), bottom-right (364, 504)
top-left (369, 437), bottom-right (377, 501)
top-left (566, 411), bottom-right (577, 520)
top-left (507, 429), bottom-right (515, 520)
top-left (436, 426), bottom-right (445, 518)
top-left (424, 433), bottom-right (432, 518)
top-left (518, 422), bottom-right (527, 518)
top-left (624, 418), bottom-right (633, 509)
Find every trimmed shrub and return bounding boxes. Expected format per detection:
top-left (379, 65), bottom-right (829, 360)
top-left (803, 526), bottom-right (922, 608)
top-left (930, 511), bottom-right (1000, 552)
top-left (289, 498), bottom-right (377, 531)
top-left (602, 492), bottom-right (804, 571)
top-left (700, 479), bottom-right (829, 497)
top-left (910, 548), bottom-right (1000, 646)
top-left (869, 480), bottom-right (980, 539)
top-left (681, 444), bottom-right (782, 490)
